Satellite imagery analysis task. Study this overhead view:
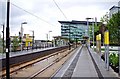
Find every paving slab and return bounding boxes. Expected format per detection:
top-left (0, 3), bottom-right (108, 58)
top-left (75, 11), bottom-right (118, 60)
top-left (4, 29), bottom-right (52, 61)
top-left (72, 46), bottom-right (98, 77)
top-left (53, 46), bottom-right (82, 77)
top-left (89, 48), bottom-right (119, 78)
top-left (53, 45), bottom-right (119, 78)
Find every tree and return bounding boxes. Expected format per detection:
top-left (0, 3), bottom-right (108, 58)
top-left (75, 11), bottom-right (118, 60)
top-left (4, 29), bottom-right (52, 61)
top-left (12, 36), bottom-right (19, 52)
top-left (89, 21), bottom-right (101, 46)
top-left (107, 12), bottom-right (120, 45)
top-left (0, 34), bottom-right (5, 53)
top-left (100, 12), bottom-right (109, 24)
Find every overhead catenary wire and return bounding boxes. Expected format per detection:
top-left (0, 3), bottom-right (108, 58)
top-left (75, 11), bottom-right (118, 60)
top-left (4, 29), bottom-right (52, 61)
top-left (11, 3), bottom-right (56, 27)
top-left (52, 0), bottom-right (68, 20)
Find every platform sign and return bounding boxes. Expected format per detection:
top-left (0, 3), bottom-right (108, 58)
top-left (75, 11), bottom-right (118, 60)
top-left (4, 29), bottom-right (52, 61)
top-left (25, 34), bottom-right (32, 47)
top-left (104, 30), bottom-right (109, 71)
top-left (96, 34), bottom-right (101, 54)
top-left (25, 38), bottom-right (32, 46)
top-left (104, 31), bottom-right (109, 45)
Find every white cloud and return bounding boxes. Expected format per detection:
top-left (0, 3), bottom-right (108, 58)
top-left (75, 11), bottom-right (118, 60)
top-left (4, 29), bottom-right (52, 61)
top-left (0, 0), bottom-right (119, 40)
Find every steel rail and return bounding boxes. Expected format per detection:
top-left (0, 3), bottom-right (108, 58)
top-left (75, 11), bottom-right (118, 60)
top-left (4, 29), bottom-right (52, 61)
top-left (1, 48), bottom-right (68, 78)
top-left (28, 48), bottom-right (75, 79)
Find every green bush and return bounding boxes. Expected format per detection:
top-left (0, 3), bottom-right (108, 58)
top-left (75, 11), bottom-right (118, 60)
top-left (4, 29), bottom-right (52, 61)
top-left (109, 53), bottom-right (119, 67)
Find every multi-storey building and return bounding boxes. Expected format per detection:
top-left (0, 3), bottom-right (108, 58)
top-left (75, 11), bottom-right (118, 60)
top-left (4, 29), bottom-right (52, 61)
top-left (58, 20), bottom-right (94, 42)
top-left (109, 1), bottom-right (120, 18)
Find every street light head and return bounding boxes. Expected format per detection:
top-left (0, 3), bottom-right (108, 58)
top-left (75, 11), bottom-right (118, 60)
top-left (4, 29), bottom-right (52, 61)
top-left (49, 31), bottom-right (52, 32)
top-left (29, 30), bottom-right (34, 32)
top-left (86, 17), bottom-right (92, 20)
top-left (22, 22), bottom-right (27, 24)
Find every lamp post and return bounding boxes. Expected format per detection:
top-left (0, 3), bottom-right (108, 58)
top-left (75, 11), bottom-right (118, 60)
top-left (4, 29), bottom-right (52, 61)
top-left (20, 22), bottom-right (27, 51)
top-left (74, 27), bottom-right (77, 48)
top-left (49, 31), bottom-right (52, 41)
top-left (86, 17), bottom-right (92, 48)
top-left (30, 30), bottom-right (34, 50)
top-left (49, 31), bottom-right (52, 47)
top-left (46, 33), bottom-right (48, 47)
top-left (69, 24), bottom-right (71, 50)
top-left (92, 18), bottom-right (94, 50)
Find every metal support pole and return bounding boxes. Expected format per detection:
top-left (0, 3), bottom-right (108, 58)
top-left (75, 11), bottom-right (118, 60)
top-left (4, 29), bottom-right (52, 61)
top-left (87, 21), bottom-right (90, 48)
top-left (75, 27), bottom-right (77, 48)
top-left (105, 45), bottom-right (107, 68)
top-left (95, 17), bottom-right (97, 50)
top-left (6, 0), bottom-right (10, 78)
top-left (76, 35), bottom-right (77, 48)
top-left (92, 19), bottom-right (94, 50)
top-left (106, 45), bottom-right (109, 71)
top-left (20, 24), bottom-right (23, 51)
top-left (86, 18), bottom-right (92, 48)
top-left (46, 34), bottom-right (48, 47)
top-left (118, 26), bottom-right (120, 75)
top-left (104, 30), bottom-right (109, 71)
top-left (2, 24), bottom-right (5, 53)
top-left (20, 22), bottom-right (27, 51)
top-left (49, 31), bottom-right (52, 41)
top-left (49, 31), bottom-right (52, 47)
top-left (32, 31), bottom-right (34, 49)
top-left (69, 24), bottom-right (71, 50)
top-left (86, 19), bottom-right (89, 47)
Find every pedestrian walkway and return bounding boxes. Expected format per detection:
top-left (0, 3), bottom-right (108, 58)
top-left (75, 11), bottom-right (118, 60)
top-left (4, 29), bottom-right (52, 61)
top-left (89, 47), bottom-right (119, 78)
top-left (72, 47), bottom-right (98, 77)
top-left (53, 45), bottom-right (119, 78)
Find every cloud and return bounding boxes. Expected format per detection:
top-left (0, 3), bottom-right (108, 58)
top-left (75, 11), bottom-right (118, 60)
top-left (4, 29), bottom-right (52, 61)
top-left (9, 0), bottom-right (63, 40)
top-left (0, 0), bottom-right (7, 24)
top-left (0, 0), bottom-right (119, 40)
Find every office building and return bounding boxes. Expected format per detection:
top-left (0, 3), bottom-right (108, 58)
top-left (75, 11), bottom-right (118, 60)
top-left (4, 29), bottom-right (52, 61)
top-left (58, 20), bottom-right (94, 42)
top-left (109, 1), bottom-right (120, 18)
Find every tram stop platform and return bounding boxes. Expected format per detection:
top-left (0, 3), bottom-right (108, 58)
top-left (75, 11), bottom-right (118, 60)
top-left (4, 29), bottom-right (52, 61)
top-left (52, 45), bottom-right (119, 78)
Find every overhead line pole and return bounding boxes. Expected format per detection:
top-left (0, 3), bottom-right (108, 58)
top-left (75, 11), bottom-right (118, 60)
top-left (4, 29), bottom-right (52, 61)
top-left (69, 23), bottom-right (71, 50)
top-left (6, 0), bottom-right (10, 78)
top-left (2, 24), bottom-right (5, 53)
top-left (32, 30), bottom-right (34, 49)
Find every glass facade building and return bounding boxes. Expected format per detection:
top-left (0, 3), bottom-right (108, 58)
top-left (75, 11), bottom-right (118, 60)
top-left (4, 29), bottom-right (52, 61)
top-left (58, 20), bottom-right (89, 42)
top-left (109, 1), bottom-right (120, 18)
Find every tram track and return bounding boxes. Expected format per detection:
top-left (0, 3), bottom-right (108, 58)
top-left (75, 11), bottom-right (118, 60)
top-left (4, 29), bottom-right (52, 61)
top-left (1, 46), bottom-right (70, 78)
top-left (7, 45), bottom-right (118, 78)
top-left (1, 45), bottom-right (78, 78)
top-left (28, 47), bottom-right (77, 78)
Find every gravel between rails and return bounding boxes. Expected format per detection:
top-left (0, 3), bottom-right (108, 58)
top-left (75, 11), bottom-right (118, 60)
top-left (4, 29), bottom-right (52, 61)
top-left (9, 47), bottom-right (77, 78)
top-left (1, 48), bottom-right (67, 78)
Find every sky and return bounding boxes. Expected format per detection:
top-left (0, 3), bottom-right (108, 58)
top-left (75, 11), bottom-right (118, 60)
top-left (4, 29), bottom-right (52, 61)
top-left (0, 0), bottom-right (119, 40)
